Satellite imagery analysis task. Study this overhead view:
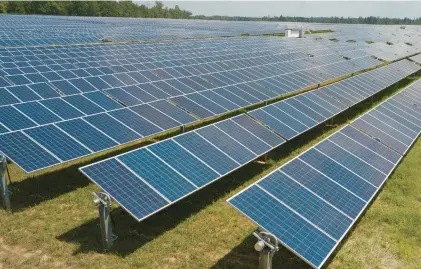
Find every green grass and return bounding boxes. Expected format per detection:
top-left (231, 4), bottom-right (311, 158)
top-left (0, 76), bottom-right (420, 269)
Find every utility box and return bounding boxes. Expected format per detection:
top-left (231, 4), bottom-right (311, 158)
top-left (285, 27), bottom-right (305, 38)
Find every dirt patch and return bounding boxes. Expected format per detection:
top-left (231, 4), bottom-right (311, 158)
top-left (0, 238), bottom-right (71, 269)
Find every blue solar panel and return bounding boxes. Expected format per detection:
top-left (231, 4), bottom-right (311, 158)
top-left (249, 109), bottom-right (298, 139)
top-left (229, 185), bottom-right (336, 268)
top-left (299, 149), bottom-right (377, 201)
top-left (216, 120), bottom-right (270, 155)
top-left (368, 110), bottom-right (418, 139)
top-left (0, 131), bottom-right (60, 172)
top-left (352, 118), bottom-right (409, 154)
top-left (213, 87), bottom-right (250, 107)
top-left (85, 113), bottom-right (141, 144)
top-left (231, 114), bottom-right (285, 148)
top-left (264, 106), bottom-right (308, 133)
top-left (258, 171), bottom-right (352, 240)
top-left (83, 91), bottom-right (122, 111)
top-left (40, 98), bottom-right (85, 120)
top-left (119, 148), bottom-right (196, 201)
top-left (187, 93), bottom-right (228, 115)
top-left (63, 95), bottom-right (104, 115)
top-left (148, 140), bottom-right (219, 187)
top-left (0, 106), bottom-right (37, 131)
top-left (15, 102), bottom-right (62, 125)
top-left (315, 140), bottom-right (386, 187)
top-left (294, 94), bottom-right (334, 118)
top-left (80, 158), bottom-right (169, 221)
top-left (130, 104), bottom-right (181, 130)
top-left (27, 82), bottom-right (60, 98)
top-left (7, 85), bottom-right (40, 102)
top-left (109, 109), bottom-right (162, 137)
top-left (0, 88), bottom-right (20, 106)
top-left (0, 124), bottom-right (8, 133)
top-left (281, 158), bottom-right (366, 218)
top-left (196, 125), bottom-right (256, 165)
top-left (339, 125), bottom-right (402, 164)
top-left (85, 76), bottom-right (111, 90)
top-left (6, 74), bottom-right (31, 85)
top-left (174, 132), bottom-right (239, 175)
top-left (170, 96), bottom-right (214, 118)
top-left (328, 132), bottom-right (395, 175)
top-left (149, 100), bottom-right (197, 125)
top-left (200, 91), bottom-right (239, 111)
top-left (24, 124), bottom-right (91, 161)
top-left (50, 80), bottom-right (80, 95)
top-left (57, 119), bottom-right (118, 152)
top-left (68, 78), bottom-right (98, 93)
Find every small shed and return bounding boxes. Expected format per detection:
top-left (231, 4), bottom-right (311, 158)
top-left (285, 27), bottom-right (305, 38)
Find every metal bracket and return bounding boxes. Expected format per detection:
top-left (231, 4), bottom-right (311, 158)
top-left (0, 155), bottom-right (12, 210)
top-left (253, 230), bottom-right (279, 269)
top-left (93, 192), bottom-right (117, 250)
top-left (180, 125), bottom-right (186, 133)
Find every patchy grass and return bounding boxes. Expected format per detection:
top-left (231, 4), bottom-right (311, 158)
top-left (366, 40), bottom-right (374, 44)
top-left (329, 38), bottom-right (338, 42)
top-left (0, 76), bottom-right (420, 269)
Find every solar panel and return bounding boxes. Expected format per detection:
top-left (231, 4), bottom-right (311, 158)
top-left (80, 114), bottom-right (284, 221)
top-left (227, 80), bottom-right (421, 269)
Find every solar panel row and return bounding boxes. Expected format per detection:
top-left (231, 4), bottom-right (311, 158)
top-left (79, 59), bottom-right (420, 225)
top-left (227, 79), bottom-right (421, 269)
top-left (0, 40), bottom-right (386, 173)
top-left (0, 15), bottom-right (317, 46)
top-left (0, 40), bottom-right (377, 111)
top-left (248, 60), bottom-right (420, 139)
top-left (81, 114), bottom-right (285, 221)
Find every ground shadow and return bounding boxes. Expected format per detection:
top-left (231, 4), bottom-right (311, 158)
top-left (210, 234), bottom-right (311, 269)
top-left (57, 160), bottom-right (272, 256)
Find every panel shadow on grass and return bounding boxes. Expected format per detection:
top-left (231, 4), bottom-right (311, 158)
top-left (210, 234), bottom-right (311, 269)
top-left (56, 160), bottom-right (272, 257)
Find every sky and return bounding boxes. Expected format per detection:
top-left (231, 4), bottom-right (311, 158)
top-left (150, 1), bottom-right (421, 18)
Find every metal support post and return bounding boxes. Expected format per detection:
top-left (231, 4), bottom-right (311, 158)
top-left (253, 230), bottom-right (279, 269)
top-left (180, 125), bottom-right (186, 133)
top-left (0, 155), bottom-right (11, 210)
top-left (93, 192), bottom-right (117, 250)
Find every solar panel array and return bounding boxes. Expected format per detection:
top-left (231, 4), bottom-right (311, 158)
top-left (0, 36), bottom-right (388, 173)
top-left (227, 79), bottom-right (421, 269)
top-left (0, 15), bottom-right (329, 47)
top-left (79, 59), bottom-right (420, 222)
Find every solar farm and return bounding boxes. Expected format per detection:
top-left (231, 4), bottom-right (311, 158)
top-left (1, 14), bottom-right (421, 269)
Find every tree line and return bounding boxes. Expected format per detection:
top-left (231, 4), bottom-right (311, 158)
top-left (0, 1), bottom-right (192, 19)
top-left (191, 15), bottom-right (421, 25)
top-left (1, 1), bottom-right (421, 25)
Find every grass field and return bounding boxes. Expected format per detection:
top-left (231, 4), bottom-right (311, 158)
top-left (1, 76), bottom-right (420, 269)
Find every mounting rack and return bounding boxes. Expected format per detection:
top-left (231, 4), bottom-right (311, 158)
top-left (93, 192), bottom-right (117, 250)
top-left (253, 230), bottom-right (279, 269)
top-left (0, 155), bottom-right (11, 210)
